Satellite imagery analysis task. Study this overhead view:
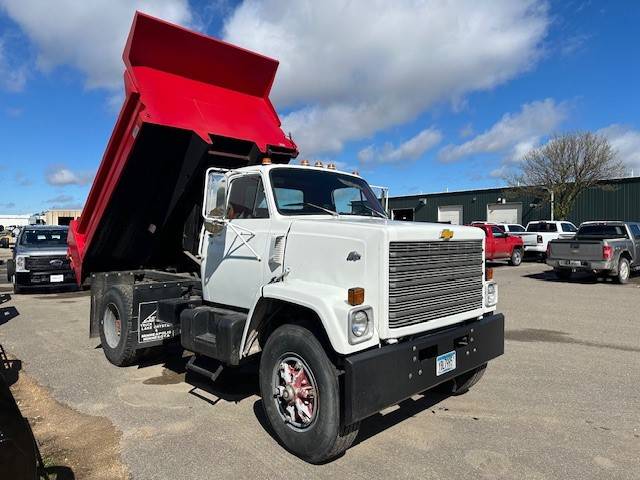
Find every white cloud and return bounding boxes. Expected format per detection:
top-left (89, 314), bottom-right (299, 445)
top-left (45, 166), bottom-right (93, 186)
top-left (598, 124), bottom-right (640, 171)
top-left (0, 0), bottom-right (192, 90)
top-left (438, 98), bottom-right (568, 163)
top-left (358, 128), bottom-right (442, 165)
top-left (0, 38), bottom-right (27, 92)
top-left (223, 0), bottom-right (550, 155)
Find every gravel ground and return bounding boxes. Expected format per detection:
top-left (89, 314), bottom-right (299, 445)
top-left (0, 249), bottom-right (638, 480)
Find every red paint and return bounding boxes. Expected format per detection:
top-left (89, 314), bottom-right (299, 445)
top-left (68, 12), bottom-right (297, 283)
top-left (470, 222), bottom-right (524, 262)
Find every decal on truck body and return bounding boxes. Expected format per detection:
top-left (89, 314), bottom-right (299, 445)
top-left (137, 301), bottom-right (174, 343)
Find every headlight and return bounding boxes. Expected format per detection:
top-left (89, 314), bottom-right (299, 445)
top-left (16, 255), bottom-right (28, 272)
top-left (348, 307), bottom-right (373, 344)
top-left (485, 281), bottom-right (498, 307)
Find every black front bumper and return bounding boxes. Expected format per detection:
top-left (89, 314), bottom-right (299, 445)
top-left (343, 313), bottom-right (504, 425)
top-left (15, 270), bottom-right (76, 287)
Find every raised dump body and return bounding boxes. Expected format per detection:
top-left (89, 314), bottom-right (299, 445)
top-left (68, 12), bottom-right (297, 283)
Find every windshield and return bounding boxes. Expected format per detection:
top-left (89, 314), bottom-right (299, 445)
top-left (270, 168), bottom-right (386, 217)
top-left (508, 224), bottom-right (525, 232)
top-left (20, 228), bottom-right (68, 246)
top-left (577, 225), bottom-right (628, 239)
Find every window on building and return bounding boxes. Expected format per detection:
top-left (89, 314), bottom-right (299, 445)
top-left (392, 209), bottom-right (414, 221)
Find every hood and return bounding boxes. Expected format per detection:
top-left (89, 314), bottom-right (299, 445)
top-left (15, 245), bottom-right (68, 256)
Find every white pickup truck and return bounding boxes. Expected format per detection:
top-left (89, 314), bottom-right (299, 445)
top-left (524, 221), bottom-right (578, 257)
top-left (499, 223), bottom-right (538, 249)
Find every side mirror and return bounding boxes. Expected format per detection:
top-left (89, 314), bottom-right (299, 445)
top-left (204, 218), bottom-right (225, 235)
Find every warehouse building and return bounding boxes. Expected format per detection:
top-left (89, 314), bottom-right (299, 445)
top-left (388, 176), bottom-right (640, 225)
top-left (29, 209), bottom-right (83, 226)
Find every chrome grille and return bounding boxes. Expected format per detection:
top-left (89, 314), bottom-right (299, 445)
top-left (389, 240), bottom-right (483, 329)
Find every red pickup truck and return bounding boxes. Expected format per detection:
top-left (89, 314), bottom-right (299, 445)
top-left (471, 222), bottom-right (524, 266)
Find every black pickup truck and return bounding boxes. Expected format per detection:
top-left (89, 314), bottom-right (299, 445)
top-left (546, 221), bottom-right (640, 283)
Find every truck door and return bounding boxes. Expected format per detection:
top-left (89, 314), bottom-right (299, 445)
top-left (481, 226), bottom-right (495, 258)
top-left (629, 224), bottom-right (640, 266)
top-left (491, 226), bottom-right (509, 258)
top-left (201, 172), bottom-right (271, 309)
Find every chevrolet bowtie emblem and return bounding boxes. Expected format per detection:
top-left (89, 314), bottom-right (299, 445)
top-left (440, 229), bottom-right (454, 241)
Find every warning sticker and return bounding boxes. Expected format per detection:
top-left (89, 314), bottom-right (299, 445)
top-left (138, 301), bottom-right (175, 343)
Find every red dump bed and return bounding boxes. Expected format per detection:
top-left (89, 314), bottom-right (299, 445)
top-left (69, 12), bottom-right (297, 283)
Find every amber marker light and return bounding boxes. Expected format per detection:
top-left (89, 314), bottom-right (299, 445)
top-left (485, 267), bottom-right (494, 281)
top-left (300, 159), bottom-right (310, 166)
top-left (314, 160), bottom-right (324, 167)
top-left (348, 287), bottom-right (365, 306)
top-left (261, 157), bottom-right (272, 165)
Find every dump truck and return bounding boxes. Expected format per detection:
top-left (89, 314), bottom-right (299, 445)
top-left (69, 13), bottom-right (505, 463)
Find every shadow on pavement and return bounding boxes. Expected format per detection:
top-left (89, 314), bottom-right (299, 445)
top-left (0, 343), bottom-right (75, 480)
top-left (523, 270), bottom-right (623, 284)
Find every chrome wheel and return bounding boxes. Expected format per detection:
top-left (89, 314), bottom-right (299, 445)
top-left (272, 354), bottom-right (318, 431)
top-left (619, 261), bottom-right (630, 281)
top-left (103, 303), bottom-right (122, 349)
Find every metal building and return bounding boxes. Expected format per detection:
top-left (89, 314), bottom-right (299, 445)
top-left (388, 177), bottom-right (640, 225)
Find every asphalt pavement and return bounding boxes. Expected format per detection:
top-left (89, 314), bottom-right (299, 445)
top-left (0, 249), bottom-right (638, 480)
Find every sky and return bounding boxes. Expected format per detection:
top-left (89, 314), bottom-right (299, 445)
top-left (0, 0), bottom-right (639, 214)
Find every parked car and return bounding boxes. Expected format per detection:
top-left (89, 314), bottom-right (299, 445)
top-left (524, 221), bottom-right (577, 257)
top-left (546, 221), bottom-right (640, 283)
top-left (6, 225), bottom-right (75, 293)
top-left (471, 222), bottom-right (524, 266)
top-left (499, 223), bottom-right (538, 250)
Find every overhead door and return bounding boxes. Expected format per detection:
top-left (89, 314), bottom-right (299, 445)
top-left (487, 203), bottom-right (522, 224)
top-left (437, 205), bottom-right (463, 225)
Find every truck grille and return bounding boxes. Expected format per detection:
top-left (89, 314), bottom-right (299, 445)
top-left (388, 240), bottom-right (483, 329)
top-left (26, 255), bottom-right (70, 271)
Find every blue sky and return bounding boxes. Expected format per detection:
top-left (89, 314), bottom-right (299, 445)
top-left (0, 0), bottom-right (639, 214)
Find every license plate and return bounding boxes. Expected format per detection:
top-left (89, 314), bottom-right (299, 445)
top-left (436, 350), bottom-right (456, 376)
top-left (561, 260), bottom-right (582, 267)
top-left (50, 274), bottom-right (64, 283)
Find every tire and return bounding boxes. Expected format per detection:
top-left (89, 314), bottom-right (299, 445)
top-left (435, 364), bottom-right (487, 396)
top-left (509, 248), bottom-right (523, 266)
top-left (554, 268), bottom-right (572, 280)
top-left (99, 286), bottom-right (139, 366)
top-left (6, 259), bottom-right (14, 282)
top-left (616, 257), bottom-right (630, 284)
top-left (259, 324), bottom-right (359, 463)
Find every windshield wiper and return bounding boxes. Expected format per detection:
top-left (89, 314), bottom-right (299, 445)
top-left (359, 204), bottom-right (388, 219)
top-left (283, 202), bottom-right (340, 217)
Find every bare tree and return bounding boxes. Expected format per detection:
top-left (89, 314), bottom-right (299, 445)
top-left (507, 132), bottom-right (625, 220)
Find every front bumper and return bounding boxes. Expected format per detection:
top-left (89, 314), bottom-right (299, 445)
top-left (15, 270), bottom-right (76, 287)
top-left (546, 259), bottom-right (613, 272)
top-left (342, 313), bottom-right (504, 425)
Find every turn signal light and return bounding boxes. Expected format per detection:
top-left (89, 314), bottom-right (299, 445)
top-left (603, 245), bottom-right (613, 260)
top-left (348, 287), bottom-right (365, 306)
top-left (485, 267), bottom-right (494, 281)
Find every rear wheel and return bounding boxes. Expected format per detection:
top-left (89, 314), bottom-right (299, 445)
top-left (259, 324), bottom-right (359, 463)
top-left (509, 248), bottom-right (523, 266)
top-left (616, 257), bottom-right (630, 284)
top-left (99, 286), bottom-right (139, 366)
top-left (554, 268), bottom-right (572, 280)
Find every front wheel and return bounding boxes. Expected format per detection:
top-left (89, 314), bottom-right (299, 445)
top-left (509, 248), bottom-right (523, 266)
top-left (435, 364), bottom-right (487, 396)
top-left (259, 324), bottom-right (359, 463)
top-left (616, 257), bottom-right (630, 284)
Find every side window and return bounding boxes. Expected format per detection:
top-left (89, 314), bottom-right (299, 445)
top-left (630, 224), bottom-right (640, 238)
top-left (548, 223), bottom-right (557, 232)
top-left (561, 222), bottom-right (577, 232)
top-left (227, 176), bottom-right (269, 220)
top-left (491, 226), bottom-right (506, 237)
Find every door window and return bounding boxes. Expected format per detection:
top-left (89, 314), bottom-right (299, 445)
top-left (227, 176), bottom-right (269, 219)
top-left (630, 224), bottom-right (640, 238)
top-left (561, 222), bottom-right (577, 232)
top-left (491, 226), bottom-right (506, 237)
